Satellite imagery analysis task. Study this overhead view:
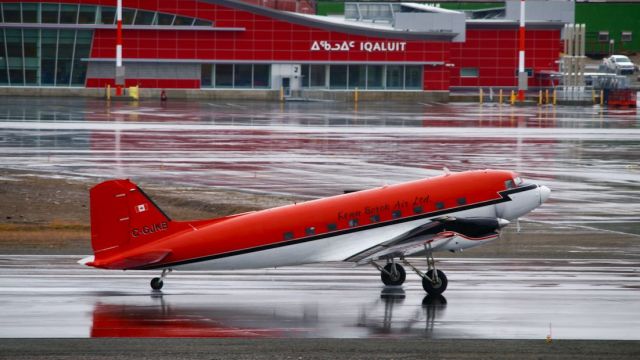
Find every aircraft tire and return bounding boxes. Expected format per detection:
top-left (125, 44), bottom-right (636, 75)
top-left (422, 269), bottom-right (447, 295)
top-left (150, 277), bottom-right (164, 290)
top-left (381, 263), bottom-right (406, 286)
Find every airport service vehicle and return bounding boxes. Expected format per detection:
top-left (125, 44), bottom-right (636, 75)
top-left (602, 55), bottom-right (636, 75)
top-left (80, 170), bottom-right (550, 295)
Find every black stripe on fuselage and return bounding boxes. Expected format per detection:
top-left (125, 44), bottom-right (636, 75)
top-left (135, 184), bottom-right (539, 270)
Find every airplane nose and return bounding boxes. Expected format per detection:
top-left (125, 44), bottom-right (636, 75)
top-left (539, 185), bottom-right (551, 204)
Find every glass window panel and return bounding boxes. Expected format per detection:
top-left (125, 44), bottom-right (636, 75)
top-left (0, 30), bottom-right (7, 85)
top-left (41, 30), bottom-right (58, 59)
top-left (404, 65), bottom-right (422, 89)
top-left (253, 64), bottom-right (270, 88)
top-left (71, 60), bottom-right (87, 85)
top-left (156, 13), bottom-right (174, 25)
top-left (9, 69), bottom-right (23, 85)
top-left (25, 70), bottom-right (38, 85)
top-left (386, 65), bottom-right (403, 89)
top-left (22, 3), bottom-right (39, 23)
top-left (60, 4), bottom-right (78, 24)
top-left (41, 59), bottom-right (56, 85)
top-left (100, 6), bottom-right (116, 24)
top-left (56, 59), bottom-right (72, 86)
top-left (234, 64), bottom-right (252, 88)
top-left (57, 30), bottom-right (75, 63)
top-left (5, 29), bottom-right (22, 57)
top-left (309, 65), bottom-right (326, 87)
top-left (42, 4), bottom-right (59, 23)
top-left (134, 10), bottom-right (155, 25)
top-left (194, 19), bottom-right (212, 26)
top-left (329, 65), bottom-right (347, 88)
top-left (215, 64), bottom-right (233, 87)
top-left (122, 9), bottom-right (135, 25)
top-left (78, 5), bottom-right (96, 24)
top-left (173, 16), bottom-right (194, 26)
top-left (3, 3), bottom-right (21, 22)
top-left (348, 65), bottom-right (365, 89)
top-left (201, 64), bottom-right (212, 87)
top-left (367, 65), bottom-right (383, 89)
top-left (23, 29), bottom-right (39, 58)
top-left (75, 31), bottom-right (93, 44)
top-left (301, 64), bottom-right (309, 87)
top-left (460, 67), bottom-right (479, 78)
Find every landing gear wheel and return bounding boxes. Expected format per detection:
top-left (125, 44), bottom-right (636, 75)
top-left (150, 277), bottom-right (164, 290)
top-left (422, 269), bottom-right (447, 295)
top-left (381, 263), bottom-right (406, 286)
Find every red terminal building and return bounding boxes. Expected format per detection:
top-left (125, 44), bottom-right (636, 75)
top-left (0, 1), bottom-right (572, 98)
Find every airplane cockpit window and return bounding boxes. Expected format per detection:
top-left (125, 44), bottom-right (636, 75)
top-left (505, 179), bottom-right (515, 189)
top-left (505, 177), bottom-right (524, 190)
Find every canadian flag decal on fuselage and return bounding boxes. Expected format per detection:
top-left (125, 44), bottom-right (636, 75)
top-left (135, 203), bottom-right (148, 213)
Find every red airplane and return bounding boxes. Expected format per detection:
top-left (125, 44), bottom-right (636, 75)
top-left (80, 169), bottom-right (550, 295)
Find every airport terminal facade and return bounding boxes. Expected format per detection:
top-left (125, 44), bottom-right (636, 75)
top-left (0, 0), bottom-right (568, 93)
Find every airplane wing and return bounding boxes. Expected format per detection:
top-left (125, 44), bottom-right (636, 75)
top-left (346, 217), bottom-right (508, 265)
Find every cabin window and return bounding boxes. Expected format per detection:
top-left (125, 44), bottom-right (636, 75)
top-left (435, 202), bottom-right (445, 210)
top-left (457, 197), bottom-right (467, 205)
top-left (392, 210), bottom-right (402, 219)
top-left (370, 214), bottom-right (380, 223)
top-left (305, 227), bottom-right (316, 236)
top-left (348, 219), bottom-right (359, 227)
top-left (414, 206), bottom-right (423, 214)
top-left (283, 232), bottom-right (294, 241)
top-left (327, 223), bottom-right (337, 232)
top-left (505, 179), bottom-right (515, 189)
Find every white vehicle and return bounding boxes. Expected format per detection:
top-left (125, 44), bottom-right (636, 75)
top-left (602, 55), bottom-right (636, 75)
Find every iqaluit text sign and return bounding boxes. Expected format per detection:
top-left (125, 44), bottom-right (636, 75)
top-left (310, 40), bottom-right (407, 52)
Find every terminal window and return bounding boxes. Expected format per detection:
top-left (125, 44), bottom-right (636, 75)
top-left (460, 68), bottom-right (479, 78)
top-left (622, 31), bottom-right (632, 42)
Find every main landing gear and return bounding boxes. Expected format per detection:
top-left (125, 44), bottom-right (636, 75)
top-left (372, 244), bottom-right (448, 296)
top-left (150, 268), bottom-right (172, 290)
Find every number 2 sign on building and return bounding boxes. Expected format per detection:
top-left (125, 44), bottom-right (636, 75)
top-left (310, 40), bottom-right (407, 52)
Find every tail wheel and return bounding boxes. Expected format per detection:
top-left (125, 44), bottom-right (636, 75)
top-left (150, 277), bottom-right (164, 290)
top-left (422, 269), bottom-right (448, 295)
top-left (381, 263), bottom-right (406, 286)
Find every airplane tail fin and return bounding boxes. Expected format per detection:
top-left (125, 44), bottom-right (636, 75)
top-left (88, 179), bottom-right (183, 262)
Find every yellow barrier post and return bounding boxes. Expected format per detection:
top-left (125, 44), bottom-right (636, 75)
top-left (479, 88), bottom-right (484, 104)
top-left (600, 90), bottom-right (604, 106)
top-left (129, 85), bottom-right (139, 100)
top-left (106, 84), bottom-right (111, 100)
top-left (354, 87), bottom-right (359, 103)
top-left (499, 89), bottom-right (503, 104)
top-left (552, 89), bottom-right (556, 105)
top-left (545, 89), bottom-right (549, 104)
top-left (279, 87), bottom-right (284, 102)
top-left (538, 90), bottom-right (543, 105)
top-left (510, 90), bottom-right (515, 105)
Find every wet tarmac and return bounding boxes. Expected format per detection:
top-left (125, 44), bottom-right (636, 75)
top-left (0, 97), bottom-right (639, 236)
top-left (0, 255), bottom-right (638, 340)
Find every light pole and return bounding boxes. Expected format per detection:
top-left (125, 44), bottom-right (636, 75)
top-left (115, 0), bottom-right (125, 96)
top-left (517, 0), bottom-right (527, 102)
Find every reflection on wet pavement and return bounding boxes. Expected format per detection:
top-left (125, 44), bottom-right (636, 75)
top-left (0, 256), bottom-right (638, 339)
top-left (0, 98), bottom-right (639, 235)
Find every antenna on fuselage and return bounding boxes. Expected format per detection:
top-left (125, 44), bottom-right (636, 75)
top-left (443, 167), bottom-right (451, 176)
